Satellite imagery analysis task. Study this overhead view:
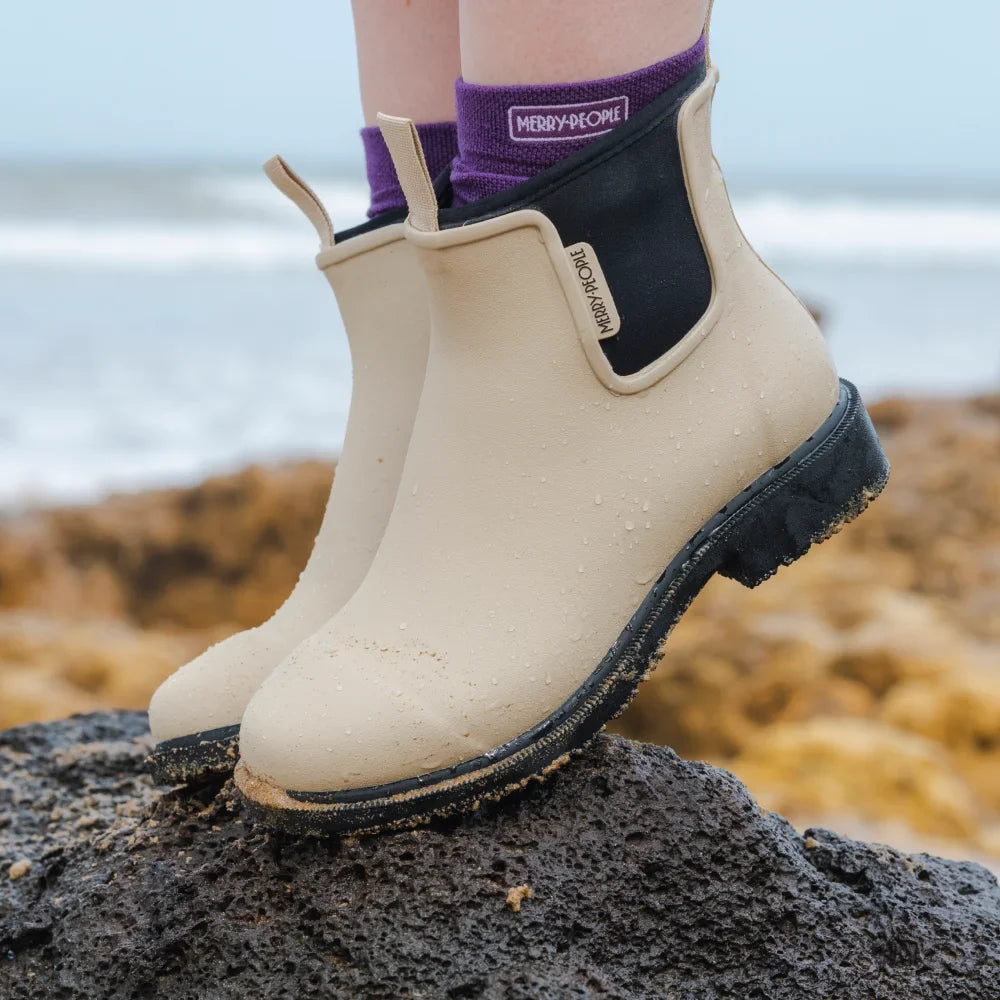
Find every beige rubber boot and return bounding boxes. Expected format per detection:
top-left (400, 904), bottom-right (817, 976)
top-left (236, 49), bottom-right (889, 833)
top-left (148, 158), bottom-right (430, 781)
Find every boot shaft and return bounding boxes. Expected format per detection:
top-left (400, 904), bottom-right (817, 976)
top-left (379, 59), bottom-right (836, 424)
top-left (261, 158), bottom-right (431, 607)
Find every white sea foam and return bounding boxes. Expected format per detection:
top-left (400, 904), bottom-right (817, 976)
top-left (1, 179), bottom-right (999, 269)
top-left (199, 175), bottom-right (371, 223)
top-left (736, 194), bottom-right (1000, 267)
top-left (0, 174), bottom-right (370, 269)
top-left (0, 222), bottom-right (314, 268)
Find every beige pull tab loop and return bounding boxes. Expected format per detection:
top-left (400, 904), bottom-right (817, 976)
top-left (377, 113), bottom-right (439, 233)
top-left (704, 0), bottom-right (716, 67)
top-left (263, 155), bottom-right (335, 248)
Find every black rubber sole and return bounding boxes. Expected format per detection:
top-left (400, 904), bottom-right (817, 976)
top-left (236, 380), bottom-right (889, 836)
top-left (148, 724), bottom-right (240, 784)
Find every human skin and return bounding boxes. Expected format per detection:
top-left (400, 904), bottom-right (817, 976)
top-left (458, 0), bottom-right (712, 85)
top-left (351, 0), bottom-right (461, 125)
top-left (351, 0), bottom-right (711, 122)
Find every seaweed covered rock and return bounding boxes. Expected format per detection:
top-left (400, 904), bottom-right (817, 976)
top-left (2, 712), bottom-right (999, 999)
top-left (0, 461), bottom-right (335, 631)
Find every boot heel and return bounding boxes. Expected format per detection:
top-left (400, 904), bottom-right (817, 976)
top-left (717, 380), bottom-right (890, 589)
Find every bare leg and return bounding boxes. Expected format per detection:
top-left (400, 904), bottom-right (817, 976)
top-left (459, 0), bottom-right (710, 85)
top-left (352, 0), bottom-right (461, 124)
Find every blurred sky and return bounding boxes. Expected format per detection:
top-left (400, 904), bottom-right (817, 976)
top-left (2, 0), bottom-right (998, 186)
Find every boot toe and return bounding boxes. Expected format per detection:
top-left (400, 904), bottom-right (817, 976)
top-left (148, 626), bottom-right (275, 745)
top-left (238, 631), bottom-right (481, 794)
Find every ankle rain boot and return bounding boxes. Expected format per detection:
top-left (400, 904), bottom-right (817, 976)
top-left (235, 55), bottom-right (889, 834)
top-left (148, 158), bottom-right (431, 782)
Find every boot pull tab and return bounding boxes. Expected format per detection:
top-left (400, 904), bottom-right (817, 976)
top-left (376, 113), bottom-right (439, 233)
top-left (704, 0), bottom-right (716, 67)
top-left (263, 155), bottom-right (335, 249)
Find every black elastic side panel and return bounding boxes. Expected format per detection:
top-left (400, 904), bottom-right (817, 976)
top-left (439, 63), bottom-right (712, 378)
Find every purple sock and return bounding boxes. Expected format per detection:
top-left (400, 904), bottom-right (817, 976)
top-left (451, 36), bottom-right (706, 206)
top-left (362, 121), bottom-right (458, 218)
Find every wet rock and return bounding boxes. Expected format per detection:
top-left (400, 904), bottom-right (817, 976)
top-left (2, 712), bottom-right (998, 999)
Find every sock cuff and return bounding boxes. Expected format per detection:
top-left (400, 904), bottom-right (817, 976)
top-left (454, 35), bottom-right (705, 185)
top-left (362, 121), bottom-right (458, 218)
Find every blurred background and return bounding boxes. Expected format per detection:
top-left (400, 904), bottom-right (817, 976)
top-left (1, 1), bottom-right (998, 864)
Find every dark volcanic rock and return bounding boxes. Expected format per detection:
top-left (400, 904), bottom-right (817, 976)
top-left (2, 713), bottom-right (998, 999)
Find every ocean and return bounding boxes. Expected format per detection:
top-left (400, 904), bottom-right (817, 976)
top-left (1, 164), bottom-right (998, 508)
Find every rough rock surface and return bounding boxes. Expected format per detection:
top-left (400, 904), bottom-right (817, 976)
top-left (2, 713), bottom-right (999, 999)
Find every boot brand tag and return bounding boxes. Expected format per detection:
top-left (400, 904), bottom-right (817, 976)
top-left (509, 96), bottom-right (629, 142)
top-left (566, 242), bottom-right (620, 341)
